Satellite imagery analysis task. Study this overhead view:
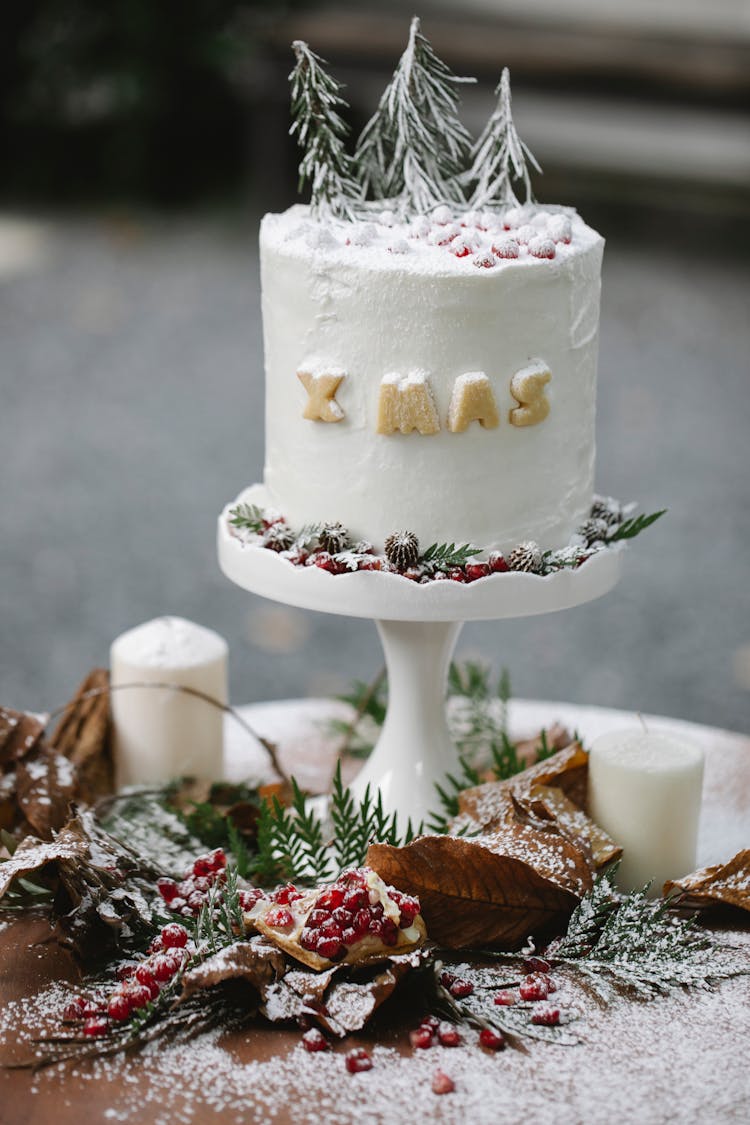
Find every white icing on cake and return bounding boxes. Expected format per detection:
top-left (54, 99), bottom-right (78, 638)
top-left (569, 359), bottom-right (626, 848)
top-left (260, 203), bottom-right (604, 552)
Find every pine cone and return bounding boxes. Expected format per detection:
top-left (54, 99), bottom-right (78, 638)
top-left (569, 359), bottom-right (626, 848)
top-left (507, 541), bottom-right (543, 574)
top-left (319, 522), bottom-right (351, 555)
top-left (577, 517), bottom-right (610, 547)
top-left (590, 496), bottom-right (622, 526)
top-left (384, 530), bottom-right (420, 571)
top-left (262, 523), bottom-right (296, 552)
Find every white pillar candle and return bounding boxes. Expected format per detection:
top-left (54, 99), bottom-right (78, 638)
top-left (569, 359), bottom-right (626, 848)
top-left (111, 616), bottom-right (228, 786)
top-left (588, 729), bottom-right (704, 895)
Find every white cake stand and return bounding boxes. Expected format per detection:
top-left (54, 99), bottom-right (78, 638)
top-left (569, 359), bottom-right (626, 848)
top-left (218, 485), bottom-right (623, 826)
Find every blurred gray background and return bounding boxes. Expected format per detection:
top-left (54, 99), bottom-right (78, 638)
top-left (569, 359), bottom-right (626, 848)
top-left (1, 0), bottom-right (749, 733)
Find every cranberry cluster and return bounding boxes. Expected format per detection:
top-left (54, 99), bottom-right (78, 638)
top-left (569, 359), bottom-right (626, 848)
top-left (155, 847), bottom-right (234, 917)
top-left (63, 922), bottom-right (193, 1038)
top-left (409, 1014), bottom-right (461, 1049)
top-left (269, 869), bottom-right (419, 962)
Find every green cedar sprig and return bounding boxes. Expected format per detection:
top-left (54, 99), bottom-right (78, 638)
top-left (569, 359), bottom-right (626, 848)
top-left (228, 503), bottom-right (265, 534)
top-left (605, 509), bottom-right (667, 543)
top-left (420, 542), bottom-right (483, 571)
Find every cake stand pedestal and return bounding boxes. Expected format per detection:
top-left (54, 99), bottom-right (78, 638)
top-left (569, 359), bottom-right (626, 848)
top-left (218, 485), bottom-right (623, 826)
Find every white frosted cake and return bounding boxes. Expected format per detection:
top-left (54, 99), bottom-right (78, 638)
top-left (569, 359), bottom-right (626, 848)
top-left (260, 203), bottom-right (603, 554)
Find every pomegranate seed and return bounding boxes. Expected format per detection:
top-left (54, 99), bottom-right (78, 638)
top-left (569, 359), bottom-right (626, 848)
top-left (432, 1070), bottom-right (455, 1095)
top-left (353, 910), bottom-right (371, 937)
top-left (381, 919), bottom-right (399, 946)
top-left (524, 956), bottom-right (551, 974)
top-left (465, 562), bottom-right (490, 582)
top-left (273, 883), bottom-right (300, 905)
top-left (409, 1026), bottom-right (434, 1050)
top-left (531, 1006), bottom-right (560, 1026)
top-left (369, 901), bottom-right (384, 919)
top-left (437, 1022), bottom-right (460, 1047)
top-left (332, 907), bottom-right (353, 927)
top-left (302, 1028), bottom-right (330, 1052)
top-left (307, 909), bottom-right (328, 928)
top-left (420, 1015), bottom-right (440, 1031)
top-left (81, 1000), bottom-right (102, 1017)
top-left (494, 991), bottom-right (516, 1007)
top-left (161, 923), bottom-right (189, 949)
top-left (345, 1047), bottom-right (372, 1074)
top-left (319, 919), bottom-right (343, 941)
top-left (157, 878), bottom-right (180, 903)
top-left (397, 896), bottom-right (420, 927)
top-left (63, 997), bottom-right (87, 1021)
top-left (342, 927), bottom-right (357, 946)
top-left (300, 928), bottom-right (318, 951)
top-left (107, 993), bottom-right (132, 1021)
top-left (439, 971), bottom-right (456, 989)
top-left (151, 955), bottom-right (177, 982)
top-left (368, 918), bottom-right (384, 939)
top-left (265, 906), bottom-right (294, 930)
top-left (479, 1027), bottom-right (505, 1051)
top-left (316, 887), bottom-right (346, 911)
top-left (83, 1017), bottom-right (109, 1038)
top-left (343, 888), bottom-right (368, 912)
top-left (449, 979), bottom-right (474, 999)
top-left (488, 552), bottom-right (509, 573)
top-left (520, 975), bottom-right (548, 1002)
top-left (316, 937), bottom-right (346, 961)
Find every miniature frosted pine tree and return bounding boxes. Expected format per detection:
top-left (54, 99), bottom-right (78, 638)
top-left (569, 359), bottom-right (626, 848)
top-left (466, 67), bottom-right (541, 210)
top-left (355, 16), bottom-right (474, 215)
top-left (289, 40), bottom-right (360, 221)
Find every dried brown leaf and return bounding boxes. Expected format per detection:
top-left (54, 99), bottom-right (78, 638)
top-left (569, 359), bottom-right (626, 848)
top-left (368, 830), bottom-right (591, 950)
top-left (0, 709), bottom-right (46, 767)
top-left (16, 747), bottom-right (78, 838)
top-left (664, 850), bottom-right (750, 914)
top-left (49, 669), bottom-right (113, 801)
top-left (179, 938), bottom-right (287, 1003)
top-left (526, 785), bottom-right (622, 872)
top-left (0, 831), bottom-right (88, 899)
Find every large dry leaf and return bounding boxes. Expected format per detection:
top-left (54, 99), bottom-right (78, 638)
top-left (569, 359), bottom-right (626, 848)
top-left (0, 832), bottom-right (88, 899)
top-left (0, 708), bottom-right (46, 767)
top-left (180, 939), bottom-right (287, 1002)
top-left (49, 668), bottom-right (113, 801)
top-left (664, 850), bottom-right (750, 914)
top-left (16, 747), bottom-right (78, 838)
top-left (525, 785), bottom-right (621, 871)
top-left (368, 830), bottom-right (591, 950)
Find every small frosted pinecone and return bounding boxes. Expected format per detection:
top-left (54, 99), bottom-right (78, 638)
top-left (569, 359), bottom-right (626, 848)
top-left (577, 517), bottom-right (610, 547)
top-left (262, 522), bottom-right (296, 552)
top-left (590, 495), bottom-right (622, 526)
top-left (384, 530), bottom-right (420, 571)
top-left (318, 521), bottom-right (351, 555)
top-left (507, 540), bottom-right (544, 574)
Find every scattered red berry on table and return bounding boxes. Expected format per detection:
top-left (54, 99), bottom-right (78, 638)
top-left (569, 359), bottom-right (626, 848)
top-left (432, 1070), bottom-right (455, 1095)
top-left (160, 923), bottom-right (189, 949)
top-left (107, 993), bottom-right (132, 1022)
top-left (531, 1006), bottom-right (560, 1026)
top-left (409, 1026), bottom-right (435, 1050)
top-left (524, 956), bottom-right (551, 974)
top-left (479, 1027), bottom-right (506, 1051)
top-left (301, 1028), bottom-right (330, 1053)
top-left (519, 974), bottom-right (549, 1002)
top-left (345, 1047), bottom-right (373, 1074)
top-left (437, 1022), bottom-right (461, 1047)
top-left (63, 997), bottom-right (87, 1021)
top-left (83, 1017), bottom-right (109, 1038)
top-left (449, 978), bottom-right (474, 999)
top-left (493, 991), bottom-right (516, 1007)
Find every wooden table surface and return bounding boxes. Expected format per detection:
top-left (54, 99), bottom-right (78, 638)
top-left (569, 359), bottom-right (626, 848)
top-left (1, 700), bottom-right (748, 1125)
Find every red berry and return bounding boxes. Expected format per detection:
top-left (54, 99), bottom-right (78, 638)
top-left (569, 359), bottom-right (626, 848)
top-left (529, 237), bottom-right (556, 259)
top-left (432, 1070), bottom-right (455, 1095)
top-left (449, 979), bottom-right (473, 999)
top-left (531, 1006), bottom-right (560, 1026)
top-left (492, 238), bottom-right (519, 259)
top-left (273, 883), bottom-right (301, 905)
top-left (489, 552), bottom-right (509, 573)
top-left (308, 909), bottom-right (329, 928)
top-left (192, 855), bottom-right (213, 878)
top-left (439, 971), bottom-right (456, 989)
top-left (107, 993), bottom-right (132, 1021)
top-left (135, 963), bottom-right (155, 987)
top-left (115, 962), bottom-right (137, 982)
top-left (161, 923), bottom-right (189, 949)
top-left (479, 1027), bottom-right (505, 1051)
top-left (316, 937), bottom-right (346, 961)
top-left (524, 956), bottom-right (551, 974)
top-left (157, 878), bottom-right (180, 904)
top-left (437, 1022), bottom-right (460, 1047)
top-left (83, 1017), bottom-right (109, 1038)
top-left (125, 983), bottom-right (152, 1011)
top-left (332, 907), bottom-right (353, 927)
top-left (63, 996), bottom-right (87, 1021)
top-left (473, 252), bottom-right (496, 269)
top-left (465, 562), bottom-right (490, 582)
top-left (314, 552), bottom-right (337, 573)
top-left (302, 1028), bottom-right (330, 1053)
top-left (520, 975), bottom-right (548, 1002)
top-left (151, 955), bottom-right (178, 983)
top-left (448, 568), bottom-right (468, 583)
top-left (353, 909), bottom-right (371, 937)
top-left (345, 1047), bottom-right (372, 1074)
top-left (409, 1026), bottom-right (434, 1050)
top-left (316, 886), bottom-right (346, 911)
top-left (239, 888), bottom-right (266, 911)
top-left (493, 991), bottom-right (516, 1007)
top-left (357, 557), bottom-right (382, 572)
top-left (420, 1015), bottom-right (440, 1031)
top-left (265, 906), bottom-right (294, 930)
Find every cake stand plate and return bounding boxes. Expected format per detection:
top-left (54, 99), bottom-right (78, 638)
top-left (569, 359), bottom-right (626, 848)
top-left (218, 486), bottom-right (623, 825)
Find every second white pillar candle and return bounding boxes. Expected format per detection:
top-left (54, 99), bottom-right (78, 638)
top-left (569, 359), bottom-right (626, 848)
top-left (588, 728), bottom-right (704, 895)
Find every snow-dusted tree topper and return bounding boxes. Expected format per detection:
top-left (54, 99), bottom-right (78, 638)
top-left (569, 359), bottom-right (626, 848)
top-left (465, 68), bottom-right (542, 210)
top-left (289, 40), bottom-right (360, 221)
top-left (354, 16), bottom-right (475, 215)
